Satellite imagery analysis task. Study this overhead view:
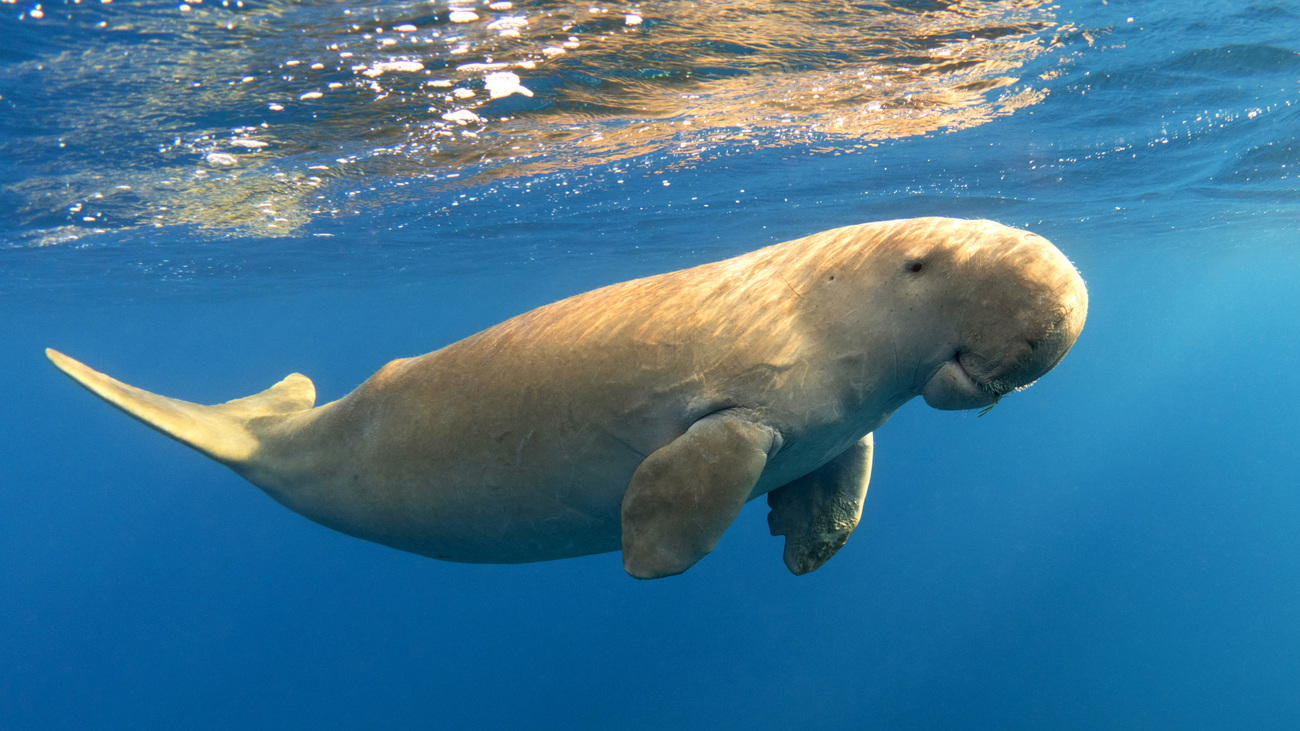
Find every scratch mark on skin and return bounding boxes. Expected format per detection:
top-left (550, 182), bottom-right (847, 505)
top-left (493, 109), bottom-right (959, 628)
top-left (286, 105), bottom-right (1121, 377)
top-left (515, 429), bottom-right (535, 465)
top-left (602, 427), bottom-right (647, 460)
top-left (778, 272), bottom-right (803, 300)
top-left (891, 332), bottom-right (901, 390)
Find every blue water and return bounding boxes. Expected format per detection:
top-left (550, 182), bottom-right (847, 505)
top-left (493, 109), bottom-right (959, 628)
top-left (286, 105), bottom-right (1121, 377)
top-left (4, 0), bottom-right (1300, 728)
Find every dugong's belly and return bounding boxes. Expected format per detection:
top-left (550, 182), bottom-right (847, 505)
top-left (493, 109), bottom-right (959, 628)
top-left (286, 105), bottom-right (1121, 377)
top-left (255, 353), bottom-right (713, 563)
top-left (263, 396), bottom-right (860, 564)
top-left (358, 427), bottom-right (647, 564)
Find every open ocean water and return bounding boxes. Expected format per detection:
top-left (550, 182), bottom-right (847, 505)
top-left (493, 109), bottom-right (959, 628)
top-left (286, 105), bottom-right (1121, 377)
top-left (3, 0), bottom-right (1299, 728)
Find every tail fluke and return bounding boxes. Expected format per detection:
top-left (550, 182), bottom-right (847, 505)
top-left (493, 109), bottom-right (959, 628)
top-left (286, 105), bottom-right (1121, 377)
top-left (46, 348), bottom-right (315, 465)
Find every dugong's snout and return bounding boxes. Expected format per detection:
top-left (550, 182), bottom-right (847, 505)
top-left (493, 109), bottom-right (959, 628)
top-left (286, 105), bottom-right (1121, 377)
top-left (919, 226), bottom-right (1088, 411)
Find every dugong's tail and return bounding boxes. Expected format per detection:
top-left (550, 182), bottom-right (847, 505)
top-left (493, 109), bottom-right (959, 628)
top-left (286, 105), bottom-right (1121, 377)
top-left (45, 348), bottom-right (315, 465)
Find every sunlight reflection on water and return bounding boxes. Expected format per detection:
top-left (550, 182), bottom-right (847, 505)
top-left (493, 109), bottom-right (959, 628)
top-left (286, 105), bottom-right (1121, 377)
top-left (2, 0), bottom-right (1065, 241)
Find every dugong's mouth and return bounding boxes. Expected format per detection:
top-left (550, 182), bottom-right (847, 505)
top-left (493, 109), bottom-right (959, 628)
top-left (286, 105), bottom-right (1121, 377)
top-left (920, 354), bottom-right (1006, 411)
top-left (957, 353), bottom-right (1017, 398)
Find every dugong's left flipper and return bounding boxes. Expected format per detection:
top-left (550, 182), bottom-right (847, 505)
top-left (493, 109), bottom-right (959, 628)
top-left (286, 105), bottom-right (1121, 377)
top-left (621, 411), bottom-right (781, 579)
top-left (766, 433), bottom-right (873, 575)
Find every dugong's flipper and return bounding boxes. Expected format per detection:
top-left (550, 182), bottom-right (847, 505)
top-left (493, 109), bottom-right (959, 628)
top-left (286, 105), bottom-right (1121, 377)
top-left (45, 349), bottom-right (314, 466)
top-left (621, 411), bottom-right (781, 579)
top-left (766, 433), bottom-right (873, 575)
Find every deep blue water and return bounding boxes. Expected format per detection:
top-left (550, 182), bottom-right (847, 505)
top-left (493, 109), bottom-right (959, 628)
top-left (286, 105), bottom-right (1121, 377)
top-left (4, 0), bottom-right (1300, 728)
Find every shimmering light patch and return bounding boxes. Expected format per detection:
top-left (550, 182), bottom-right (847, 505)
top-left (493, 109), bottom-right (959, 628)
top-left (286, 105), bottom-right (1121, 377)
top-left (484, 71), bottom-right (532, 99)
top-left (456, 62), bottom-right (510, 73)
top-left (205, 152), bottom-right (237, 166)
top-left (487, 16), bottom-right (526, 36)
top-left (442, 109), bottom-right (482, 125)
top-left (360, 60), bottom-right (425, 77)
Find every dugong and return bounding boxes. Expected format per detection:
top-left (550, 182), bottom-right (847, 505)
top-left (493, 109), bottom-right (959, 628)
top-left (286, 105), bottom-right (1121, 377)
top-left (47, 217), bottom-right (1087, 579)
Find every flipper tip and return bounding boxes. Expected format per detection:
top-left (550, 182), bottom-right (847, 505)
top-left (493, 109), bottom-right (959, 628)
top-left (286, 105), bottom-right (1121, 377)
top-left (45, 347), bottom-right (69, 367)
top-left (46, 347), bottom-right (97, 383)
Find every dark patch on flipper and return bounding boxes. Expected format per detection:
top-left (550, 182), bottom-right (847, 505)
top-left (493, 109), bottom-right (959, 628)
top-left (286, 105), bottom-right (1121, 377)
top-left (620, 410), bottom-right (780, 579)
top-left (767, 432), bottom-right (873, 575)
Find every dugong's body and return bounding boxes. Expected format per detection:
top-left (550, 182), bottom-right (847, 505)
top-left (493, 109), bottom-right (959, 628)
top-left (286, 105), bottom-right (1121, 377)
top-left (48, 217), bottom-right (1087, 578)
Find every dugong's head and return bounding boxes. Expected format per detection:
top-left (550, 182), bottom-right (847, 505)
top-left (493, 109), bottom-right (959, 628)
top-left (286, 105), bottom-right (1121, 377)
top-left (865, 218), bottom-right (1088, 411)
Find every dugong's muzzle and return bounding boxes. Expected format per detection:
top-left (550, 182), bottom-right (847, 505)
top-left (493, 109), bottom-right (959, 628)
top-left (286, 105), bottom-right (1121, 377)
top-left (920, 336), bottom-right (1070, 411)
top-left (921, 356), bottom-right (998, 410)
top-left (920, 237), bottom-right (1088, 412)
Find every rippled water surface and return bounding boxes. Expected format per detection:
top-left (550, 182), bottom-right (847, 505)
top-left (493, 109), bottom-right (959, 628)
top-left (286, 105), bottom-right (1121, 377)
top-left (4, 1), bottom-right (1300, 729)
top-left (4, 0), bottom-right (1066, 243)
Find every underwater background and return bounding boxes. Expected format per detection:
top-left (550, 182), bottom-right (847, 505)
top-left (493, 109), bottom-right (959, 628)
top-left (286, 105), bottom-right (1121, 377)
top-left (3, 0), bottom-right (1300, 727)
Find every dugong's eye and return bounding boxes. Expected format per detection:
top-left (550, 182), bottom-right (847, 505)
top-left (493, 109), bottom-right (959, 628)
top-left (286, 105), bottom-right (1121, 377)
top-left (905, 260), bottom-right (925, 274)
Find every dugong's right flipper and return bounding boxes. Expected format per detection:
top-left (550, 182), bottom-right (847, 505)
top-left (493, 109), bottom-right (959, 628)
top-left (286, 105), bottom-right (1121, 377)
top-left (620, 411), bottom-right (781, 579)
top-left (45, 348), bottom-right (315, 466)
top-left (766, 433), bottom-right (873, 575)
